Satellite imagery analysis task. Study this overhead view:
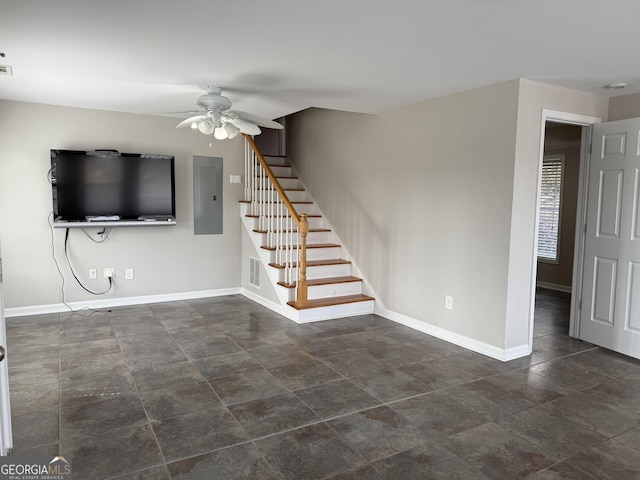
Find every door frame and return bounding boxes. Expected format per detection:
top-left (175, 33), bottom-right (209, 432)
top-left (0, 245), bottom-right (12, 455)
top-left (531, 109), bottom-right (601, 344)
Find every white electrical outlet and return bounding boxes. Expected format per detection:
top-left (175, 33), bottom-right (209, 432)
top-left (445, 295), bottom-right (453, 310)
top-left (104, 267), bottom-right (114, 278)
top-left (89, 268), bottom-right (97, 279)
top-left (125, 268), bottom-right (134, 280)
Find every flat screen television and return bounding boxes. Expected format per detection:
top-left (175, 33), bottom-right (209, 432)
top-left (50, 149), bottom-right (176, 225)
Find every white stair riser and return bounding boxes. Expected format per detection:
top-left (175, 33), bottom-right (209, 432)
top-left (258, 165), bottom-right (291, 177)
top-left (292, 300), bottom-right (375, 323)
top-left (240, 203), bottom-right (327, 230)
top-left (276, 178), bottom-right (301, 189)
top-left (274, 263), bottom-right (351, 283)
top-left (263, 245), bottom-right (341, 263)
top-left (255, 190), bottom-right (308, 203)
top-left (277, 280), bottom-right (362, 301)
top-left (249, 215), bottom-right (325, 230)
top-left (306, 246), bottom-right (342, 261)
top-left (307, 281), bottom-right (362, 300)
top-left (276, 269), bottom-right (300, 286)
top-left (306, 217), bottom-right (326, 229)
top-left (249, 204), bottom-right (319, 215)
top-left (248, 205), bottom-right (320, 222)
top-left (264, 156), bottom-right (288, 166)
top-left (258, 231), bottom-right (332, 246)
top-left (306, 263), bottom-right (352, 279)
top-left (295, 204), bottom-right (319, 215)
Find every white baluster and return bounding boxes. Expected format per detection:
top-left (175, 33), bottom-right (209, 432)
top-left (277, 198), bottom-right (283, 267)
top-left (244, 140), bottom-right (249, 202)
top-left (296, 228), bottom-right (300, 298)
top-left (268, 182), bottom-right (274, 247)
top-left (259, 164), bottom-right (265, 231)
top-left (251, 152), bottom-right (257, 216)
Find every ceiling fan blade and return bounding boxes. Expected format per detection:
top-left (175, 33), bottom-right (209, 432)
top-left (176, 114), bottom-right (206, 130)
top-left (226, 117), bottom-right (261, 135)
top-left (228, 111), bottom-right (283, 129)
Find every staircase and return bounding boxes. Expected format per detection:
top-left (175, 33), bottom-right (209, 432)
top-left (240, 137), bottom-right (374, 323)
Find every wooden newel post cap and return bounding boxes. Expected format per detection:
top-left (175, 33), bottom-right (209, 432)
top-left (300, 213), bottom-right (309, 234)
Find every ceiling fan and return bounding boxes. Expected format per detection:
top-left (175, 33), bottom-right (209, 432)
top-left (175, 86), bottom-right (283, 139)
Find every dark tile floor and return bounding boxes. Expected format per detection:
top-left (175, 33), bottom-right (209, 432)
top-left (5, 290), bottom-right (640, 479)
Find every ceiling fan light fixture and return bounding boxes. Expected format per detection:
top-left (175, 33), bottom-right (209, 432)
top-left (214, 127), bottom-right (229, 140)
top-left (223, 122), bottom-right (241, 139)
top-left (197, 119), bottom-right (214, 135)
top-left (175, 86), bottom-right (281, 139)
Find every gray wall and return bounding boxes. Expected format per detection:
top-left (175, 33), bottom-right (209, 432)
top-left (288, 81), bottom-right (520, 351)
top-left (287, 79), bottom-right (608, 355)
top-left (0, 100), bottom-right (245, 312)
top-left (609, 92), bottom-right (640, 120)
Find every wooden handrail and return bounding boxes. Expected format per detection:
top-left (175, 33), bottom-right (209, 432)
top-left (243, 133), bottom-right (309, 307)
top-left (243, 134), bottom-right (300, 225)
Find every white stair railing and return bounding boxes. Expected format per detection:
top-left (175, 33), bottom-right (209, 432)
top-left (244, 136), bottom-right (308, 302)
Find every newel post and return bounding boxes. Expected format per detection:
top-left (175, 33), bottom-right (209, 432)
top-left (296, 213), bottom-right (309, 307)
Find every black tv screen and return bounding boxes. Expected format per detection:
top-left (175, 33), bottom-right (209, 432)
top-left (51, 149), bottom-right (176, 222)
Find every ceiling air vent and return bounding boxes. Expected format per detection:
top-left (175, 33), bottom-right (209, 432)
top-left (0, 65), bottom-right (13, 76)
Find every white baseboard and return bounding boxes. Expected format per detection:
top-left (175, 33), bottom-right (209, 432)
top-left (240, 289), bottom-right (375, 324)
top-left (240, 288), bottom-right (288, 317)
top-left (536, 281), bottom-right (572, 293)
top-left (377, 307), bottom-right (531, 362)
top-left (7, 286), bottom-right (531, 363)
top-left (4, 287), bottom-right (242, 317)
top-left (240, 290), bottom-right (531, 362)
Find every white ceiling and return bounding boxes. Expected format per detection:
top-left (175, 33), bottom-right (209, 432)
top-left (1, 0), bottom-right (638, 121)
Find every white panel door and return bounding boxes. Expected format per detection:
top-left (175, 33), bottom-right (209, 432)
top-left (0, 242), bottom-right (13, 455)
top-left (579, 118), bottom-right (640, 359)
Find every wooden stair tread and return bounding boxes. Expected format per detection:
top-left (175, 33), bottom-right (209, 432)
top-left (287, 294), bottom-right (375, 310)
top-left (244, 213), bottom-right (321, 218)
top-left (261, 243), bottom-right (340, 251)
top-left (268, 259), bottom-right (351, 269)
top-left (239, 200), bottom-right (311, 204)
top-left (278, 276), bottom-right (362, 289)
top-left (255, 187), bottom-right (305, 192)
top-left (253, 228), bottom-right (331, 234)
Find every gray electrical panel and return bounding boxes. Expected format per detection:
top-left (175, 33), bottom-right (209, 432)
top-left (193, 156), bottom-right (223, 235)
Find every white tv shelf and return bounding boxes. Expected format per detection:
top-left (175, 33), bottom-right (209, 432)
top-left (53, 219), bottom-right (176, 228)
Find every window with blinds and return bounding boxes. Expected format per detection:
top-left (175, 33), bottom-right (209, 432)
top-left (537, 155), bottom-right (564, 263)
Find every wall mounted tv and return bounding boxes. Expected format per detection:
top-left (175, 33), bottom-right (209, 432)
top-left (51, 149), bottom-right (176, 227)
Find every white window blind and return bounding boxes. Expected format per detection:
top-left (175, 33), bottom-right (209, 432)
top-left (537, 156), bottom-right (564, 262)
